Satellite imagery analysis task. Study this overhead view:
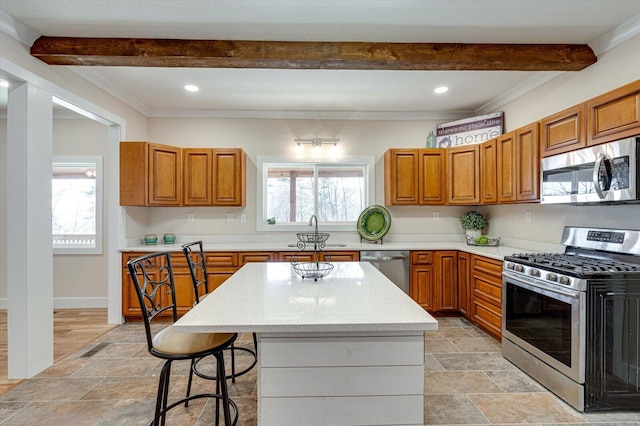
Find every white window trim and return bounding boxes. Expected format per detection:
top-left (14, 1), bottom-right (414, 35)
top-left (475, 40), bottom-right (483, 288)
top-left (256, 155), bottom-right (375, 232)
top-left (52, 155), bottom-right (103, 255)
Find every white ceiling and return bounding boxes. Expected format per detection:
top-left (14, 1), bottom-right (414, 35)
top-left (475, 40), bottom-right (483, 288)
top-left (2, 0), bottom-right (640, 120)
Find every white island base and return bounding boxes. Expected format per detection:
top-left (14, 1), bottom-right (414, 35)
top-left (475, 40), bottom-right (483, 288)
top-left (173, 262), bottom-right (436, 426)
top-left (258, 331), bottom-right (425, 426)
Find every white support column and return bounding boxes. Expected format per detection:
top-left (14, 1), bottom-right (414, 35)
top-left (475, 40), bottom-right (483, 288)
top-left (6, 81), bottom-right (54, 378)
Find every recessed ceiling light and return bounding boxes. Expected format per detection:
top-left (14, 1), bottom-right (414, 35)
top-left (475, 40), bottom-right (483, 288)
top-left (0, 80), bottom-right (9, 88)
top-left (184, 84), bottom-right (199, 92)
top-left (434, 86), bottom-right (449, 94)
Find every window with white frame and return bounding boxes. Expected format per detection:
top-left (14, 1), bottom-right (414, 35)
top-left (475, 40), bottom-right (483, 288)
top-left (257, 156), bottom-right (374, 231)
top-left (52, 156), bottom-right (103, 254)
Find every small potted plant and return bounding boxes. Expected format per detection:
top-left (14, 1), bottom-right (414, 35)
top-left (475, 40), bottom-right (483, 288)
top-left (460, 211), bottom-right (488, 241)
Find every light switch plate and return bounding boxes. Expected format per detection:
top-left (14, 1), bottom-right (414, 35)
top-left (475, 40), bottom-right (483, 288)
top-left (227, 213), bottom-right (234, 222)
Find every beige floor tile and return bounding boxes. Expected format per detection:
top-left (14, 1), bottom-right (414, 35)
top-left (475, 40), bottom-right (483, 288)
top-left (425, 371), bottom-right (504, 394)
top-left (424, 337), bottom-right (460, 353)
top-left (469, 393), bottom-right (586, 423)
top-left (434, 352), bottom-right (519, 371)
top-left (0, 400), bottom-right (117, 425)
top-left (484, 369), bottom-right (545, 393)
top-left (424, 394), bottom-right (490, 425)
top-left (450, 336), bottom-right (502, 352)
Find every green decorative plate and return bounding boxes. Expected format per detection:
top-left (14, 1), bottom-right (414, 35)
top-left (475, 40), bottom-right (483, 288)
top-left (357, 205), bottom-right (391, 241)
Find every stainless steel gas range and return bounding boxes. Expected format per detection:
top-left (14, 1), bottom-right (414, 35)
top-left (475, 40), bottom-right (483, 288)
top-left (502, 226), bottom-right (640, 412)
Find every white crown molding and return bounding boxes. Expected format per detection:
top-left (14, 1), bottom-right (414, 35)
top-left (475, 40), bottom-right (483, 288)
top-left (0, 9), bottom-right (39, 46)
top-left (69, 67), bottom-right (152, 116)
top-left (148, 108), bottom-right (473, 121)
top-left (589, 13), bottom-right (640, 57)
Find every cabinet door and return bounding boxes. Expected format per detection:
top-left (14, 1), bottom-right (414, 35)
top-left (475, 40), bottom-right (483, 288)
top-left (540, 104), bottom-right (586, 157)
top-left (418, 149), bottom-right (447, 205)
top-left (497, 131), bottom-right (516, 203)
top-left (148, 143), bottom-right (182, 205)
top-left (122, 252), bottom-right (152, 320)
top-left (434, 251), bottom-right (458, 311)
top-left (586, 79), bottom-right (640, 146)
top-left (205, 252), bottom-right (239, 292)
top-left (212, 148), bottom-right (246, 206)
top-left (516, 122), bottom-right (540, 202)
top-left (457, 251), bottom-right (471, 319)
top-left (170, 254), bottom-right (198, 317)
top-left (480, 139), bottom-right (497, 204)
top-left (384, 149), bottom-right (419, 205)
top-left (410, 265), bottom-right (434, 311)
top-left (183, 148), bottom-right (213, 206)
top-left (447, 145), bottom-right (480, 205)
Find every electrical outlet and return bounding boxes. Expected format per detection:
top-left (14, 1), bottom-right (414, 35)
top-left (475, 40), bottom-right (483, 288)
top-left (433, 211), bottom-right (440, 220)
top-left (187, 213), bottom-right (194, 222)
top-left (227, 213), bottom-right (234, 222)
top-left (525, 210), bottom-right (532, 223)
top-left (240, 214), bottom-right (247, 223)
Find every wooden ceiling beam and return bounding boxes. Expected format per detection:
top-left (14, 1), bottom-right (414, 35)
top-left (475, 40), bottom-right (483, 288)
top-left (31, 36), bottom-right (597, 71)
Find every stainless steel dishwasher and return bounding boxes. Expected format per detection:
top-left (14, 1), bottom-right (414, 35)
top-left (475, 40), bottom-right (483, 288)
top-left (360, 250), bottom-right (410, 294)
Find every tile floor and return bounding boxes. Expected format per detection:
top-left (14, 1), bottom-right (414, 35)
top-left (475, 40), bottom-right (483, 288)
top-left (1, 317), bottom-right (640, 425)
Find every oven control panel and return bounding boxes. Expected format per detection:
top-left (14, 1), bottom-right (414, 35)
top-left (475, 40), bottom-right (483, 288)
top-left (587, 230), bottom-right (625, 244)
top-left (503, 261), bottom-right (587, 292)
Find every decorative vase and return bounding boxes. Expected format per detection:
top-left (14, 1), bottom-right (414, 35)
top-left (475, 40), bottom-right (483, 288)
top-left (143, 234), bottom-right (158, 245)
top-left (465, 229), bottom-right (481, 240)
top-left (426, 131), bottom-right (437, 148)
top-left (163, 233), bottom-right (176, 244)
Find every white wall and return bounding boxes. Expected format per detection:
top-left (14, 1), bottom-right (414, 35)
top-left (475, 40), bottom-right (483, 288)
top-left (52, 118), bottom-right (109, 301)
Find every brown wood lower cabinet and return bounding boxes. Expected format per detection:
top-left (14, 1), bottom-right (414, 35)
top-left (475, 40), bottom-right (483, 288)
top-left (122, 249), bottom-right (360, 321)
top-left (470, 254), bottom-right (503, 340)
top-left (457, 251), bottom-right (471, 318)
top-left (410, 250), bottom-right (458, 313)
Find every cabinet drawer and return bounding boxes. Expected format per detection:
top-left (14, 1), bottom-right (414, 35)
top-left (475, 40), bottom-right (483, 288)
top-left (471, 299), bottom-right (502, 339)
top-left (472, 255), bottom-right (502, 278)
top-left (239, 251), bottom-right (275, 264)
top-left (322, 251), bottom-right (359, 262)
top-left (205, 252), bottom-right (238, 267)
top-left (278, 251), bottom-right (317, 262)
top-left (411, 251), bottom-right (432, 265)
top-left (472, 271), bottom-right (502, 307)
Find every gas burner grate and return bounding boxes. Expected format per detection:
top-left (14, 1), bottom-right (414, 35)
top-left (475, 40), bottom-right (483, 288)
top-left (507, 253), bottom-right (640, 276)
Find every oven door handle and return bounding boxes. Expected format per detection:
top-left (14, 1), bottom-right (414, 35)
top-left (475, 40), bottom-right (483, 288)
top-left (503, 271), bottom-right (581, 299)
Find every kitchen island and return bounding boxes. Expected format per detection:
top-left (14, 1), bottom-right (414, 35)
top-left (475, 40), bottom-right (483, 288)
top-left (174, 261), bottom-right (438, 426)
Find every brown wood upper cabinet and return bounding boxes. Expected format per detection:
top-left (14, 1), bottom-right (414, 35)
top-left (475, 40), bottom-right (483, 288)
top-left (212, 148), bottom-right (246, 207)
top-left (121, 142), bottom-right (245, 206)
top-left (120, 142), bottom-right (183, 206)
top-left (540, 104), bottom-right (586, 157)
top-left (384, 149), bottom-right (419, 205)
top-left (447, 144), bottom-right (480, 205)
top-left (480, 138), bottom-right (498, 204)
top-left (587, 79), bottom-right (640, 146)
top-left (183, 148), bottom-right (213, 205)
top-left (384, 148), bottom-right (446, 206)
top-left (497, 123), bottom-right (540, 203)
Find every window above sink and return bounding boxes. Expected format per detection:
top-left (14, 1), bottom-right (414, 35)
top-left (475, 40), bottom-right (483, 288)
top-left (257, 155), bottom-right (375, 232)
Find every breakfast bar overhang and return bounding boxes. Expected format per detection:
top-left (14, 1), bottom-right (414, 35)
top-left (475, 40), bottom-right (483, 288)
top-left (174, 261), bottom-right (438, 426)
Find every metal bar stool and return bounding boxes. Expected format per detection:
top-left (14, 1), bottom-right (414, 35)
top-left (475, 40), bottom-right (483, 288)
top-left (127, 251), bottom-right (238, 426)
top-left (182, 241), bottom-right (258, 392)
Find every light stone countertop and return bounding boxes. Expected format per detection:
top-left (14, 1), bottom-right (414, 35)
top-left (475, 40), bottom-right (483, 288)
top-left (121, 240), bottom-right (539, 262)
top-left (173, 261), bottom-right (438, 334)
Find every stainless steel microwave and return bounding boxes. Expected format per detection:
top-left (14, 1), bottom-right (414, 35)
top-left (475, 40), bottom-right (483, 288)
top-left (540, 137), bottom-right (639, 204)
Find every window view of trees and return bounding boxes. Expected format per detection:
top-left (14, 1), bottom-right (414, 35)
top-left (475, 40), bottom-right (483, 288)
top-left (52, 161), bottom-right (99, 248)
top-left (266, 164), bottom-right (366, 224)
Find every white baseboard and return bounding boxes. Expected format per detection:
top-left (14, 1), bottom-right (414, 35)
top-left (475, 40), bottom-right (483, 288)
top-left (0, 297), bottom-right (108, 310)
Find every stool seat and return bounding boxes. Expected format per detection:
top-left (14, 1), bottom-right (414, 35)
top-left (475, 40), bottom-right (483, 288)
top-left (152, 327), bottom-right (235, 357)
